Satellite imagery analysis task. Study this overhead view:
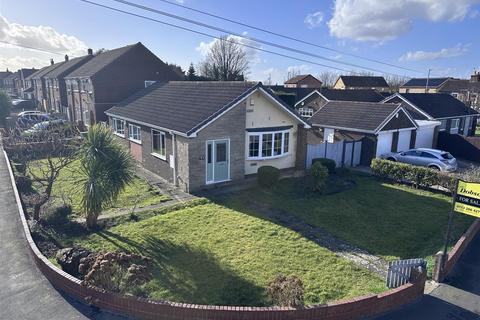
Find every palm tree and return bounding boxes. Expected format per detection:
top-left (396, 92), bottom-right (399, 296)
top-left (78, 124), bottom-right (135, 228)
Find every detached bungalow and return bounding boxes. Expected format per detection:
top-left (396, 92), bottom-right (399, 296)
top-left (306, 101), bottom-right (419, 165)
top-left (383, 93), bottom-right (478, 136)
top-left (106, 81), bottom-right (310, 193)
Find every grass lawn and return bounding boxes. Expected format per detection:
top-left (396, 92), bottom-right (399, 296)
top-left (28, 159), bottom-right (170, 215)
top-left (72, 202), bottom-right (386, 306)
top-left (215, 173), bottom-right (474, 272)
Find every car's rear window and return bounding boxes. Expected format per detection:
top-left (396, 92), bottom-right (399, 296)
top-left (441, 152), bottom-right (454, 160)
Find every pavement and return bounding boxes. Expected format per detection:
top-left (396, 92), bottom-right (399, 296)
top-left (0, 149), bottom-right (129, 320)
top-left (373, 233), bottom-right (480, 320)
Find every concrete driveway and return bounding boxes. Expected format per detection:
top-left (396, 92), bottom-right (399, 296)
top-left (0, 149), bottom-right (129, 320)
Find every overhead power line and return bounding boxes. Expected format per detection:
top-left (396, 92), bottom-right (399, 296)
top-left (0, 40), bottom-right (66, 56)
top-left (109, 0), bottom-right (405, 76)
top-left (76, 0), bottom-right (358, 74)
top-left (155, 0), bottom-right (422, 74)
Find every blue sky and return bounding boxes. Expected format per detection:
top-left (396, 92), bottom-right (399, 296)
top-left (1, 0), bottom-right (479, 83)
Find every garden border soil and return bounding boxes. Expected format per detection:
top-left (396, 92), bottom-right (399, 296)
top-left (4, 149), bottom-right (428, 320)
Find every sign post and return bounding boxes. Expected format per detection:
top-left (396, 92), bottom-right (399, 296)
top-left (442, 179), bottom-right (480, 271)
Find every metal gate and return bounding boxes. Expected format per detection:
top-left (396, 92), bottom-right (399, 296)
top-left (306, 140), bottom-right (362, 169)
top-left (386, 258), bottom-right (426, 288)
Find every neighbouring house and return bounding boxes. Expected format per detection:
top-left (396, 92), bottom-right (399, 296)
top-left (284, 74), bottom-right (323, 89)
top-left (306, 101), bottom-right (421, 166)
top-left (28, 60), bottom-right (64, 110)
top-left (43, 53), bottom-right (94, 118)
top-left (106, 81), bottom-right (310, 193)
top-left (294, 88), bottom-right (385, 118)
top-left (0, 69), bottom-right (12, 92)
top-left (16, 68), bottom-right (38, 99)
top-left (438, 74), bottom-right (480, 111)
top-left (383, 93), bottom-right (479, 137)
top-left (3, 71), bottom-right (19, 97)
top-left (64, 42), bottom-right (181, 126)
top-left (399, 77), bottom-right (450, 93)
top-left (333, 75), bottom-right (390, 92)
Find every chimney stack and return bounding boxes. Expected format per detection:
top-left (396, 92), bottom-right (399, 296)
top-left (471, 69), bottom-right (480, 83)
top-left (50, 59), bottom-right (54, 65)
top-left (65, 55), bottom-right (69, 62)
top-left (87, 48), bottom-right (93, 55)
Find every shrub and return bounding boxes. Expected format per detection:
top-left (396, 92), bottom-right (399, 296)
top-left (267, 274), bottom-right (304, 308)
top-left (311, 162), bottom-right (329, 192)
top-left (15, 174), bottom-right (32, 194)
top-left (44, 205), bottom-right (72, 226)
top-left (458, 166), bottom-right (480, 183)
top-left (258, 166), bottom-right (280, 188)
top-left (312, 158), bottom-right (336, 174)
top-left (371, 159), bottom-right (455, 191)
top-left (0, 92), bottom-right (11, 127)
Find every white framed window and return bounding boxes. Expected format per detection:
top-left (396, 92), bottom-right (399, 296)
top-left (151, 129), bottom-right (166, 159)
top-left (145, 80), bottom-right (156, 88)
top-left (450, 118), bottom-right (460, 130)
top-left (112, 118), bottom-right (125, 136)
top-left (128, 124), bottom-right (141, 143)
top-left (298, 107), bottom-right (314, 118)
top-left (439, 120), bottom-right (447, 131)
top-left (248, 130), bottom-right (290, 160)
top-left (83, 110), bottom-right (91, 127)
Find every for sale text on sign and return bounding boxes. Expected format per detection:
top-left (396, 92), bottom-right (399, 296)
top-left (454, 180), bottom-right (480, 218)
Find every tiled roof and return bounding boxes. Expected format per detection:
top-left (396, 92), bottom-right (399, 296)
top-left (338, 76), bottom-right (389, 88)
top-left (28, 63), bottom-right (64, 80)
top-left (401, 78), bottom-right (450, 88)
top-left (0, 71), bottom-right (12, 80)
top-left (284, 74), bottom-right (310, 84)
top-left (107, 81), bottom-right (260, 135)
top-left (439, 79), bottom-right (480, 92)
top-left (320, 88), bottom-right (385, 102)
top-left (45, 55), bottom-right (93, 78)
top-left (309, 101), bottom-right (400, 132)
top-left (394, 93), bottom-right (478, 118)
top-left (65, 43), bottom-right (137, 78)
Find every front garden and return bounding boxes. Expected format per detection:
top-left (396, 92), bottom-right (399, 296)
top-left (6, 124), bottom-right (475, 307)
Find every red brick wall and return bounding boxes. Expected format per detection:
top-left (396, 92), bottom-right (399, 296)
top-left (4, 150), bottom-right (427, 320)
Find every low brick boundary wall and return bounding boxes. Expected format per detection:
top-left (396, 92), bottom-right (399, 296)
top-left (433, 218), bottom-right (480, 282)
top-left (4, 149), bottom-right (427, 320)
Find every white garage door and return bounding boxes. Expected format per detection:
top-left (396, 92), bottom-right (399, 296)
top-left (415, 127), bottom-right (435, 148)
top-left (397, 130), bottom-right (411, 152)
top-left (376, 132), bottom-right (393, 157)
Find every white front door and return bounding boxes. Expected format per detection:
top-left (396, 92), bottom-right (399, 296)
top-left (206, 139), bottom-right (230, 184)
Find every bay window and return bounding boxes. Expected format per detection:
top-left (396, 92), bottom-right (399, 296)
top-left (128, 124), bottom-right (141, 143)
top-left (248, 130), bottom-right (290, 159)
top-left (152, 129), bottom-right (166, 159)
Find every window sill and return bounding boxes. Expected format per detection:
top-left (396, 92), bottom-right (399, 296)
top-left (151, 152), bottom-right (166, 161)
top-left (247, 153), bottom-right (290, 161)
top-left (114, 132), bottom-right (125, 138)
top-left (129, 138), bottom-right (142, 145)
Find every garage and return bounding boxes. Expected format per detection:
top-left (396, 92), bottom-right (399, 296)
top-left (376, 132), bottom-right (393, 157)
top-left (415, 121), bottom-right (440, 148)
top-left (397, 130), bottom-right (411, 152)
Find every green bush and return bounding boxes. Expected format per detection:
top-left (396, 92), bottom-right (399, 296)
top-left (15, 174), bottom-right (32, 194)
top-left (257, 166), bottom-right (280, 188)
top-left (312, 158), bottom-right (336, 174)
top-left (311, 162), bottom-right (329, 192)
top-left (371, 159), bottom-right (455, 191)
top-left (0, 92), bottom-right (11, 127)
top-left (44, 205), bottom-right (72, 226)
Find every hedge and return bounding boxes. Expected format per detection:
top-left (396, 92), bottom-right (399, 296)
top-left (258, 166), bottom-right (280, 188)
top-left (312, 158), bottom-right (336, 174)
top-left (371, 159), bottom-right (455, 191)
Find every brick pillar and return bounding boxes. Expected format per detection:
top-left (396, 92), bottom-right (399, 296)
top-left (432, 251), bottom-right (445, 283)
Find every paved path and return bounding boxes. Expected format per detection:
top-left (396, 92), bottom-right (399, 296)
top-left (373, 233), bottom-right (480, 320)
top-left (0, 150), bottom-right (128, 320)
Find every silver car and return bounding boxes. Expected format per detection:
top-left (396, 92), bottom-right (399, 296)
top-left (381, 148), bottom-right (457, 172)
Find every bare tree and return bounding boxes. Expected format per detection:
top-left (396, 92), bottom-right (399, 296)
top-left (2, 123), bottom-right (80, 220)
top-left (285, 68), bottom-right (303, 82)
top-left (318, 71), bottom-right (340, 88)
top-left (385, 75), bottom-right (410, 93)
top-left (198, 35), bottom-right (249, 81)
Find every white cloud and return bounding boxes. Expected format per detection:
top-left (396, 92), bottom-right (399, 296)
top-left (0, 14), bottom-right (88, 70)
top-left (304, 11), bottom-right (324, 29)
top-left (399, 44), bottom-right (469, 61)
top-left (195, 33), bottom-right (262, 65)
top-left (328, 0), bottom-right (480, 41)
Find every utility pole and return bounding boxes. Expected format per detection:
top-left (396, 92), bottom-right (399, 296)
top-left (425, 68), bottom-right (431, 93)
